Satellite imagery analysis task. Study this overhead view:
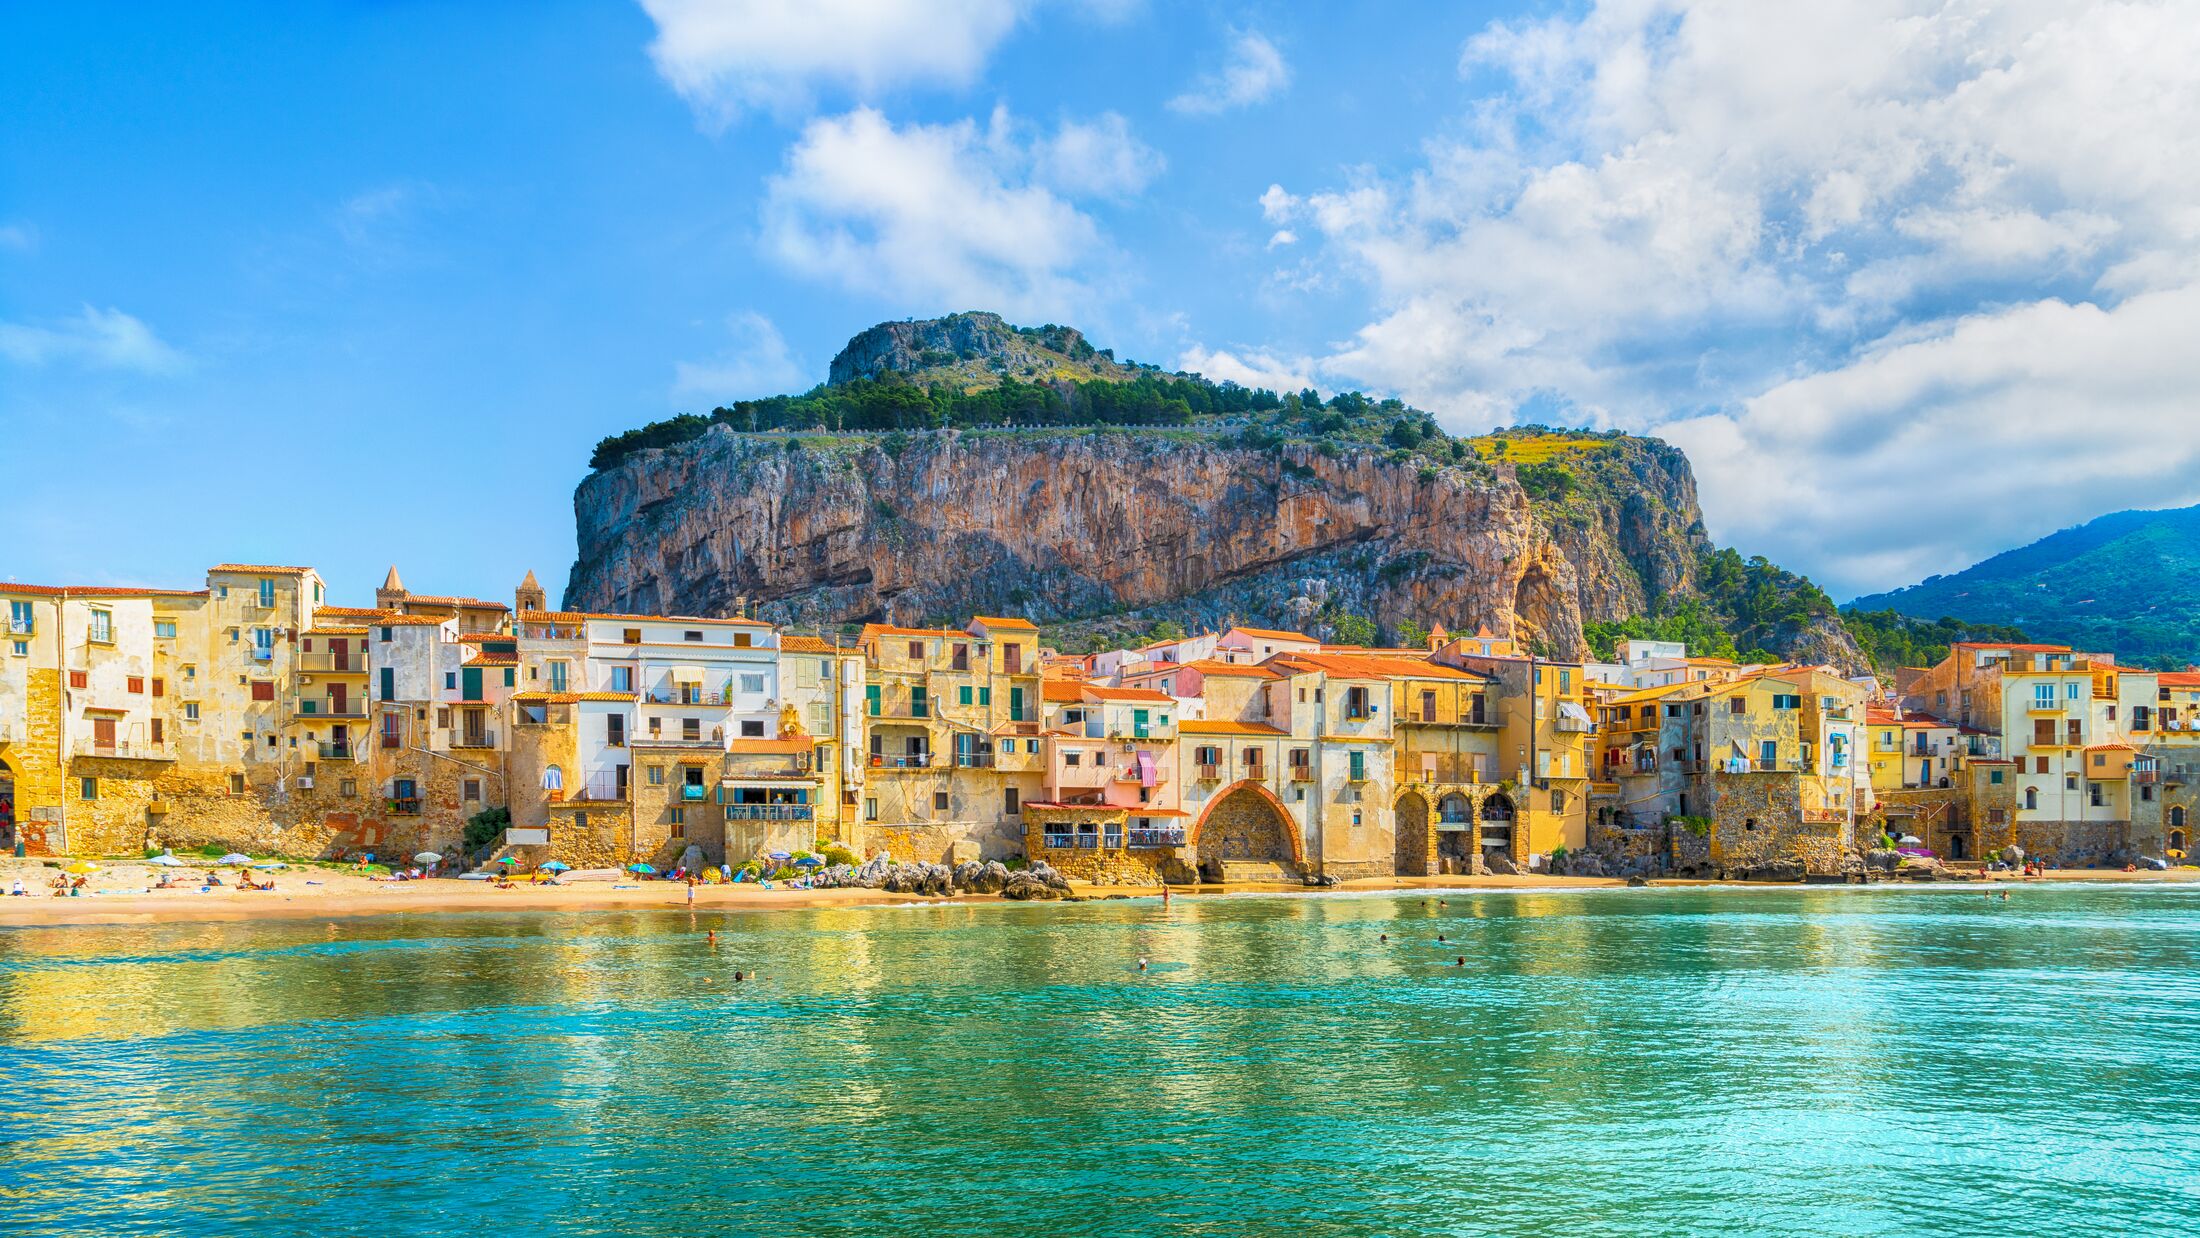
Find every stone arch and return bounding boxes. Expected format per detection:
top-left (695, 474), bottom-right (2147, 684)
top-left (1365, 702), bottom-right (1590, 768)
top-left (0, 755), bottom-right (14, 854)
top-left (1394, 790), bottom-right (1432, 877)
top-left (2173, 805), bottom-right (2186, 830)
top-left (1479, 792), bottom-right (1517, 858)
top-left (1190, 780), bottom-right (1303, 866)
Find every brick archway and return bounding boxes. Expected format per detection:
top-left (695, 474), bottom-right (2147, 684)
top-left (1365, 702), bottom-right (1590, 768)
top-left (1190, 780), bottom-right (1305, 865)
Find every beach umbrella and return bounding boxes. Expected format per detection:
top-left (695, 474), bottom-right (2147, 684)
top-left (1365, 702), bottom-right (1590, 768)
top-left (1898, 835), bottom-right (1923, 846)
top-left (793, 855), bottom-right (824, 868)
top-left (414, 851), bottom-right (443, 864)
top-left (496, 856), bottom-right (520, 865)
top-left (218, 853), bottom-right (254, 865)
top-left (64, 861), bottom-right (99, 875)
top-left (766, 850), bottom-right (792, 863)
top-left (628, 862), bottom-right (656, 875)
top-left (146, 854), bottom-right (185, 867)
top-left (540, 861), bottom-right (571, 872)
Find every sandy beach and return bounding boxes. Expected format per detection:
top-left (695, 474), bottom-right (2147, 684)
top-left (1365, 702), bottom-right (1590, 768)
top-left (2, 856), bottom-right (2195, 927)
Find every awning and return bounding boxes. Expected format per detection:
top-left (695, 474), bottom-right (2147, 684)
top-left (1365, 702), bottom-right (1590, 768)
top-left (1136, 751), bottom-right (1157, 787)
top-left (1558, 701), bottom-right (1594, 725)
top-left (670, 665), bottom-right (707, 684)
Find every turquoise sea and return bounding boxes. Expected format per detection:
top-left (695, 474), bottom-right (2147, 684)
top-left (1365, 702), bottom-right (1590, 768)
top-left (4, 884), bottom-right (2199, 1237)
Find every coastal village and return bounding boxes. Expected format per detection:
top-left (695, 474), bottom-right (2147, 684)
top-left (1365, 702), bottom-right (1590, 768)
top-left (2, 562), bottom-right (2195, 885)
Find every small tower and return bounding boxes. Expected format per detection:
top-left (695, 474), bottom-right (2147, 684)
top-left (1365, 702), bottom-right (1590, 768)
top-left (515, 569), bottom-right (547, 615)
top-left (375, 565), bottom-right (407, 611)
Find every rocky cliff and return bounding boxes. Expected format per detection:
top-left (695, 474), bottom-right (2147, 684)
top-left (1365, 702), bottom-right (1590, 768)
top-left (563, 426), bottom-right (1846, 664)
top-left (565, 313), bottom-right (1864, 667)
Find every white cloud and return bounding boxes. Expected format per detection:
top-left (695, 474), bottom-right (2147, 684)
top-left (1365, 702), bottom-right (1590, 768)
top-left (0, 222), bottom-right (36, 253)
top-left (1266, 229), bottom-right (1297, 248)
top-left (1034, 112), bottom-right (1163, 198)
top-left (0, 306), bottom-right (183, 374)
top-left (1174, 344), bottom-right (1315, 394)
top-left (761, 106), bottom-right (1145, 319)
top-left (1263, 0), bottom-right (2200, 593)
top-left (1169, 29), bottom-right (1288, 115)
top-left (1666, 286), bottom-right (2200, 598)
top-left (639, 0), bottom-right (1025, 121)
top-left (672, 311), bottom-right (809, 401)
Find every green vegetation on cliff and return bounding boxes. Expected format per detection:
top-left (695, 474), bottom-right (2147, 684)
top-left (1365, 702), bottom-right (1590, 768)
top-left (1837, 609), bottom-right (2032, 671)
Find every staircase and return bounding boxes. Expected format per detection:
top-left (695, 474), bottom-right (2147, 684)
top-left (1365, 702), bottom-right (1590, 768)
top-left (1215, 859), bottom-right (1302, 885)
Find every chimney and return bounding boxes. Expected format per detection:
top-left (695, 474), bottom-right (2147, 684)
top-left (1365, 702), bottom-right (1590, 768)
top-left (734, 594), bottom-right (748, 619)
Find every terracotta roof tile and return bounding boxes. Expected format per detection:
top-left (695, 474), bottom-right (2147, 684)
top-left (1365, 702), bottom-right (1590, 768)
top-left (208, 564), bottom-right (314, 575)
top-left (779, 635), bottom-right (839, 653)
top-left (1222, 625), bottom-right (1317, 644)
top-left (970, 615), bottom-right (1038, 630)
top-left (1177, 720), bottom-right (1290, 737)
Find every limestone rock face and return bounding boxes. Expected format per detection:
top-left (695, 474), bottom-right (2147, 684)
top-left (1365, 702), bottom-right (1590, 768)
top-left (565, 426), bottom-right (1858, 666)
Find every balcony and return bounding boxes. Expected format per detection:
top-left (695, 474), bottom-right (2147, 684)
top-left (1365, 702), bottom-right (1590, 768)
top-left (317, 741), bottom-right (361, 761)
top-left (1041, 832), bottom-right (1101, 850)
top-left (1408, 711), bottom-right (1496, 729)
top-left (871, 753), bottom-right (933, 770)
top-left (633, 732), bottom-right (722, 750)
top-left (387, 796), bottom-right (423, 816)
top-left (6, 618), bottom-right (31, 637)
top-left (81, 739), bottom-right (174, 761)
top-left (1128, 827), bottom-right (1187, 847)
top-left (569, 772), bottom-right (627, 804)
top-left (1241, 763), bottom-right (1270, 782)
top-left (447, 729), bottom-right (497, 749)
top-left (250, 647), bottom-right (274, 662)
top-left (952, 750), bottom-right (997, 769)
top-left (1288, 763), bottom-right (1313, 782)
top-left (724, 803), bottom-right (814, 821)
top-left (2027, 700), bottom-right (2064, 714)
top-left (679, 783), bottom-right (710, 801)
top-left (297, 652), bottom-right (366, 674)
top-left (1195, 763), bottom-right (1221, 781)
top-left (294, 700), bottom-right (369, 719)
top-left (647, 689), bottom-right (727, 706)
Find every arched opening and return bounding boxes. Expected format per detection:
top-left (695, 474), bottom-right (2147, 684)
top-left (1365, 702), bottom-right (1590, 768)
top-left (0, 759), bottom-right (15, 854)
top-left (2172, 805), bottom-right (2186, 829)
top-left (2172, 829), bottom-right (2187, 854)
top-left (1479, 793), bottom-right (1516, 860)
top-left (1948, 833), bottom-right (1967, 860)
top-left (1393, 791), bottom-right (1432, 876)
top-left (2024, 787), bottom-right (2039, 811)
top-left (1194, 783), bottom-right (1298, 881)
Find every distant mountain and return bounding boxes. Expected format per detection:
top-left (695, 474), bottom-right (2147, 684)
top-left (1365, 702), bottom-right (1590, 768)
top-left (1849, 504), bottom-right (2200, 668)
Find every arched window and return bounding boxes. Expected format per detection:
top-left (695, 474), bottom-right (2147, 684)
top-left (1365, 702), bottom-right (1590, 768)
top-left (2171, 829), bottom-right (2187, 854)
top-left (2024, 787), bottom-right (2039, 811)
top-left (2173, 805), bottom-right (2187, 829)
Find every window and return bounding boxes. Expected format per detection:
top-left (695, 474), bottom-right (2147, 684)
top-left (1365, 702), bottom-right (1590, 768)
top-left (610, 666), bottom-right (633, 693)
top-left (959, 685), bottom-right (973, 706)
top-left (184, 702), bottom-right (199, 720)
top-left (865, 685), bottom-right (880, 716)
top-left (258, 579), bottom-right (276, 608)
top-left (908, 641), bottom-right (924, 660)
top-left (607, 715), bottom-right (626, 747)
top-left (733, 632), bottom-right (752, 648)
top-left (1728, 698), bottom-right (1746, 714)
top-left (463, 778), bottom-right (482, 802)
top-left (684, 630), bottom-right (703, 642)
top-left (623, 628), bottom-right (642, 645)
top-left (250, 680), bottom-right (275, 701)
top-left (979, 686), bottom-right (992, 706)
top-left (1989, 769), bottom-right (2004, 785)
top-left (866, 797), bottom-right (879, 822)
top-left (151, 677), bottom-right (164, 697)
top-left (1000, 738), bottom-right (1013, 755)
top-left (1065, 751), bottom-right (1082, 766)
top-left (127, 676), bottom-right (144, 694)
top-left (1004, 788), bottom-right (1019, 815)
top-left (80, 777), bottom-right (98, 800)
top-left (7, 600), bottom-right (31, 636)
top-left (934, 791), bottom-right (950, 811)
top-left (379, 626), bottom-right (393, 641)
top-left (648, 765), bottom-right (665, 785)
top-left (1348, 750), bottom-right (1366, 782)
top-left (1771, 694), bottom-right (1800, 710)
top-left (740, 720), bottom-right (764, 738)
top-left (444, 672), bottom-right (457, 691)
top-left (68, 670), bottom-right (87, 690)
top-left (230, 773), bottom-right (247, 795)
top-left (150, 718), bottom-right (163, 744)
top-left (739, 673), bottom-right (766, 695)
top-left (9, 642), bottom-right (22, 657)
top-left (1027, 739), bottom-right (1039, 753)
top-left (668, 807), bottom-right (686, 829)
top-left (154, 619), bottom-right (177, 639)
top-left (88, 609), bottom-right (113, 644)
top-left (2066, 775), bottom-right (2078, 791)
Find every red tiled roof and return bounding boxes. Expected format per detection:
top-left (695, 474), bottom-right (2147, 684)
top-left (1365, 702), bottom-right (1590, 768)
top-left (970, 615), bottom-right (1038, 630)
top-left (0, 582), bottom-right (207, 597)
top-left (208, 564), bottom-right (314, 575)
top-left (779, 635), bottom-right (839, 653)
top-left (1170, 659), bottom-right (1282, 680)
top-left (1222, 625), bottom-right (1317, 644)
top-left (1079, 684), bottom-right (1176, 704)
top-left (1177, 720), bottom-right (1289, 736)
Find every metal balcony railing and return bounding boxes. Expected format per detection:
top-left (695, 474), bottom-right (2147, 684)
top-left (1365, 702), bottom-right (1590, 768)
top-left (295, 700), bottom-right (369, 719)
top-left (723, 804), bottom-right (814, 821)
top-left (952, 751), bottom-right (997, 768)
top-left (447, 729), bottom-right (497, 749)
top-left (317, 741), bottom-right (361, 760)
top-left (1042, 832), bottom-right (1101, 850)
top-left (647, 689), bottom-right (727, 705)
top-left (82, 739), bottom-right (173, 759)
top-left (297, 652), bottom-right (364, 673)
top-left (1128, 828), bottom-right (1186, 847)
top-left (6, 619), bottom-right (32, 637)
top-left (871, 753), bottom-right (932, 769)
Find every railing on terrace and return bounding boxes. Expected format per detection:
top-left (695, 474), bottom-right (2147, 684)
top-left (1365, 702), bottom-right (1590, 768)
top-left (1128, 828), bottom-right (1186, 847)
top-left (632, 734), bottom-right (721, 749)
top-left (295, 700), bottom-right (369, 719)
top-left (1194, 763), bottom-right (1221, 780)
top-left (723, 804), bottom-right (814, 821)
top-left (297, 652), bottom-right (364, 673)
top-left (316, 741), bottom-right (360, 761)
top-left (647, 689), bottom-right (727, 705)
top-left (952, 751), bottom-right (996, 768)
top-left (1408, 757), bottom-right (1493, 785)
top-left (82, 740), bottom-right (173, 760)
top-left (1241, 763), bottom-right (1269, 781)
top-left (446, 729), bottom-right (497, 749)
top-left (569, 773), bottom-right (626, 803)
top-left (871, 753), bottom-right (933, 769)
top-left (6, 618), bottom-right (33, 636)
top-left (387, 796), bottom-right (423, 816)
top-left (1041, 832), bottom-right (1101, 850)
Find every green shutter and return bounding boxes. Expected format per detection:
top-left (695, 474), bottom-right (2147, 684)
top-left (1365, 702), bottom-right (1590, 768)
top-left (379, 668), bottom-right (395, 702)
top-left (1350, 750), bottom-right (1365, 781)
top-left (959, 685), bottom-right (973, 706)
top-left (462, 667), bottom-right (483, 701)
top-left (1133, 708), bottom-right (1149, 738)
top-left (503, 668), bottom-right (515, 688)
top-left (1008, 686), bottom-right (1024, 721)
top-left (866, 684), bottom-right (880, 716)
top-left (978, 686), bottom-right (991, 706)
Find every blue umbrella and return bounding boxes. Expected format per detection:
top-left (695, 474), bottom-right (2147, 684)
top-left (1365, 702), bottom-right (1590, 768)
top-left (540, 860), bottom-right (571, 873)
top-left (766, 850), bottom-right (792, 863)
top-left (793, 855), bottom-right (824, 868)
top-left (627, 862), bottom-right (656, 875)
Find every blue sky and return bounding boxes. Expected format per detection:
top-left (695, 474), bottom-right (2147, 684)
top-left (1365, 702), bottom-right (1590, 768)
top-left (6, 0), bottom-right (2198, 608)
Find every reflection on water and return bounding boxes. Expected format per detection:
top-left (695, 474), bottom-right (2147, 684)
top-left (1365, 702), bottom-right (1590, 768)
top-left (5, 886), bottom-right (2200, 1237)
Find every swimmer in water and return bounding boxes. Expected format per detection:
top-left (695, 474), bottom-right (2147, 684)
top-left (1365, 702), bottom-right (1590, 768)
top-left (1437, 934), bottom-right (1447, 943)
top-left (1138, 956), bottom-right (1149, 972)
top-left (733, 970), bottom-right (745, 983)
top-left (707, 930), bottom-right (718, 945)
top-left (1380, 933), bottom-right (1389, 943)
top-left (1455, 957), bottom-right (1465, 966)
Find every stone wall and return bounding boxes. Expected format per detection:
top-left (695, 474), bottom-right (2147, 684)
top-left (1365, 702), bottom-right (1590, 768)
top-left (1695, 772), bottom-right (1851, 876)
top-left (2011, 820), bottom-right (2130, 866)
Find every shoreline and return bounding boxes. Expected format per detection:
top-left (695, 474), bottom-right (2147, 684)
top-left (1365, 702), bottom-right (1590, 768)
top-left (2, 859), bottom-right (2196, 928)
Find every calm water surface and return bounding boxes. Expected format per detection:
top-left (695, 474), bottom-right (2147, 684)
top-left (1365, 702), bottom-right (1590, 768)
top-left (4, 885), bottom-right (2199, 1237)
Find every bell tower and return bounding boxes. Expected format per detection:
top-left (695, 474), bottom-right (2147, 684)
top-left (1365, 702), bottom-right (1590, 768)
top-left (515, 569), bottom-right (547, 615)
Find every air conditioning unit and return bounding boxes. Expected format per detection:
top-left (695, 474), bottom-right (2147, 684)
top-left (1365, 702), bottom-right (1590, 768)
top-left (298, 776), bottom-right (314, 789)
